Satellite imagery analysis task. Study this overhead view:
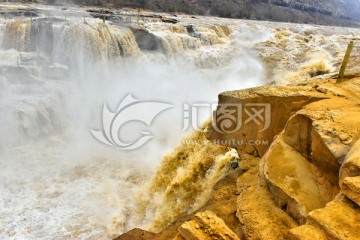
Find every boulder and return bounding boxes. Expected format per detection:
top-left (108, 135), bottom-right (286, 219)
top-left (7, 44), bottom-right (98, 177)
top-left (340, 140), bottom-right (360, 183)
top-left (129, 27), bottom-right (166, 52)
top-left (342, 177), bottom-right (360, 206)
top-left (178, 211), bottom-right (239, 240)
top-left (283, 98), bottom-right (360, 185)
top-left (307, 196), bottom-right (360, 240)
top-left (207, 86), bottom-right (327, 157)
top-left (237, 154), bottom-right (297, 240)
top-left (262, 134), bottom-right (338, 224)
top-left (288, 224), bottom-right (327, 240)
top-left (114, 228), bottom-right (155, 240)
top-left (340, 139), bottom-right (360, 206)
top-left (160, 17), bottom-right (178, 24)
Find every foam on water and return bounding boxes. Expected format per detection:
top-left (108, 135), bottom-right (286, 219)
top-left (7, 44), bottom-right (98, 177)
top-left (0, 9), bottom-right (266, 239)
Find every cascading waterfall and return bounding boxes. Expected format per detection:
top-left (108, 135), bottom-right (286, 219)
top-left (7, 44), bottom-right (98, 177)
top-left (134, 122), bottom-right (240, 232)
top-left (147, 24), bottom-right (232, 56)
top-left (2, 20), bottom-right (31, 51)
top-left (53, 22), bottom-right (139, 60)
top-left (2, 19), bottom-right (141, 76)
top-left (1, 17), bottom-right (237, 80)
top-left (0, 8), bottom-right (267, 239)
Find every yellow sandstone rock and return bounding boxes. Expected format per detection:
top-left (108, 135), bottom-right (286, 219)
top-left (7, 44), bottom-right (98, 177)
top-left (116, 77), bottom-right (360, 240)
top-left (262, 134), bottom-right (338, 224)
top-left (207, 86), bottom-right (327, 157)
top-left (178, 211), bottom-right (240, 240)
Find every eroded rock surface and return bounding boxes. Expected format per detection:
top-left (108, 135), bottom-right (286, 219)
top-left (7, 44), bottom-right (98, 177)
top-left (178, 211), bottom-right (239, 240)
top-left (117, 77), bottom-right (360, 240)
top-left (207, 86), bottom-right (327, 157)
top-left (114, 228), bottom-right (156, 240)
top-left (262, 134), bottom-right (338, 224)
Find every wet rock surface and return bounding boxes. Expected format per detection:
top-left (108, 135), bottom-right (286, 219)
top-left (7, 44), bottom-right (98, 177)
top-left (129, 27), bottom-right (165, 52)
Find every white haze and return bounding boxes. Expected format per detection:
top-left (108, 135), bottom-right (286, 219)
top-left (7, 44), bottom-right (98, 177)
top-left (0, 7), bottom-right (266, 240)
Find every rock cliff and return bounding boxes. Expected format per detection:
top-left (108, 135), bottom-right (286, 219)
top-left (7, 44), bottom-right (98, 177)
top-left (117, 76), bottom-right (360, 240)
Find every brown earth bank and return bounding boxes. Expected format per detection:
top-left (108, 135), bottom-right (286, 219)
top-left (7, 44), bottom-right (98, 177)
top-left (116, 76), bottom-right (360, 240)
top-left (9, 0), bottom-right (360, 27)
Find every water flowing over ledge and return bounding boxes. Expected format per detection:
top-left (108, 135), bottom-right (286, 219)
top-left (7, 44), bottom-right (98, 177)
top-left (1, 3), bottom-right (360, 240)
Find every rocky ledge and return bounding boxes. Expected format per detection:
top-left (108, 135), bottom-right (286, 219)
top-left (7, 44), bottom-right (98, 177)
top-left (117, 77), bottom-right (360, 240)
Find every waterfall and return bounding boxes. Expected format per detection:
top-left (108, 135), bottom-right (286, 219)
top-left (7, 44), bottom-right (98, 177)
top-left (134, 123), bottom-right (240, 232)
top-left (0, 6), bottom-right (266, 240)
top-left (2, 19), bottom-right (141, 75)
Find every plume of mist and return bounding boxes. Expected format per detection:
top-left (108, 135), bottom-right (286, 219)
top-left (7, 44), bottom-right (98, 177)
top-left (0, 14), bottom-right (265, 239)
